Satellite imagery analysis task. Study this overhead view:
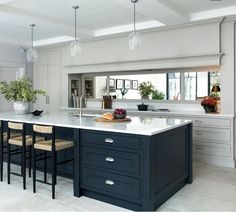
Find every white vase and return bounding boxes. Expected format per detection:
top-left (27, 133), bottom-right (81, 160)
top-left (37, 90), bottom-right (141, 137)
top-left (13, 101), bottom-right (30, 115)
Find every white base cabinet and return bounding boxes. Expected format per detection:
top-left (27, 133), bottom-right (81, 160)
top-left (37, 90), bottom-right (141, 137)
top-left (173, 115), bottom-right (234, 168)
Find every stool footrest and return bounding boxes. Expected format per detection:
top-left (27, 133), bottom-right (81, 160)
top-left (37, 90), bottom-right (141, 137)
top-left (3, 148), bottom-right (22, 155)
top-left (10, 172), bottom-right (22, 177)
top-left (36, 155), bottom-right (51, 162)
top-left (57, 158), bottom-right (73, 166)
top-left (8, 150), bottom-right (22, 156)
top-left (36, 179), bottom-right (52, 186)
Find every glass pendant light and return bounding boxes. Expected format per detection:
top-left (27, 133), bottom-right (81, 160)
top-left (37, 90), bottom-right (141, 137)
top-left (27, 24), bottom-right (38, 62)
top-left (70, 6), bottom-right (82, 57)
top-left (128, 0), bottom-right (141, 50)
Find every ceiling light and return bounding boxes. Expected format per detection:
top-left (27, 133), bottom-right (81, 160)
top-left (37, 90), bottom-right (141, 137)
top-left (70, 6), bottom-right (82, 57)
top-left (27, 24), bottom-right (38, 62)
top-left (34, 36), bottom-right (74, 47)
top-left (191, 5), bottom-right (236, 21)
top-left (94, 20), bottom-right (164, 37)
top-left (128, 0), bottom-right (141, 50)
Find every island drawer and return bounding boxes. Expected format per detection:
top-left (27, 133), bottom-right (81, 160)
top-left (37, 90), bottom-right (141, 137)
top-left (193, 141), bottom-right (231, 157)
top-left (82, 168), bottom-right (140, 201)
top-left (193, 127), bottom-right (230, 142)
top-left (81, 130), bottom-right (140, 150)
top-left (82, 146), bottom-right (140, 175)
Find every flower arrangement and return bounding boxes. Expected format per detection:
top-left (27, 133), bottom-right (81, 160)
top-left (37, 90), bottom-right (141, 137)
top-left (201, 97), bottom-right (216, 113)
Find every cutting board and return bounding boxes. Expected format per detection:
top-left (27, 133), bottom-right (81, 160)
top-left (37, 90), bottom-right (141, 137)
top-left (95, 117), bottom-right (131, 123)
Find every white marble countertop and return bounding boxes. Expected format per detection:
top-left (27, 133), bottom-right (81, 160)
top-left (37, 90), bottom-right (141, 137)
top-left (0, 111), bottom-right (192, 136)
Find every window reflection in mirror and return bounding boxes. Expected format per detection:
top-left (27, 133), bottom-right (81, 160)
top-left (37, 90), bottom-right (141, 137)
top-left (110, 73), bottom-right (167, 100)
top-left (167, 73), bottom-right (180, 100)
top-left (81, 71), bottom-right (220, 101)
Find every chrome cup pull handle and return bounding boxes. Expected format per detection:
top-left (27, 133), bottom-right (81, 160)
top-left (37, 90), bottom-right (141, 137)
top-left (195, 146), bottom-right (202, 150)
top-left (105, 157), bottom-right (114, 162)
top-left (195, 132), bottom-right (202, 135)
top-left (195, 120), bottom-right (202, 123)
top-left (105, 180), bottom-right (114, 185)
top-left (105, 138), bottom-right (114, 143)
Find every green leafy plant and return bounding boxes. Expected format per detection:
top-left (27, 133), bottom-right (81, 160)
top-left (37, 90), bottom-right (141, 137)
top-left (152, 90), bottom-right (165, 100)
top-left (138, 81), bottom-right (155, 98)
top-left (0, 76), bottom-right (46, 103)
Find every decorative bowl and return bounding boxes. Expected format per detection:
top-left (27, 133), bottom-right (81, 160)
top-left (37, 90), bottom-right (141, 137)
top-left (114, 113), bottom-right (127, 119)
top-left (32, 110), bottom-right (43, 116)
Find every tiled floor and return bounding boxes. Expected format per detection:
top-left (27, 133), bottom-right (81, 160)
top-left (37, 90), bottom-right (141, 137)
top-left (1, 162), bottom-right (236, 212)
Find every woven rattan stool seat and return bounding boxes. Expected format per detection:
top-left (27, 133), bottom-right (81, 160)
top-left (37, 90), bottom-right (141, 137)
top-left (34, 139), bottom-right (74, 151)
top-left (9, 135), bottom-right (45, 146)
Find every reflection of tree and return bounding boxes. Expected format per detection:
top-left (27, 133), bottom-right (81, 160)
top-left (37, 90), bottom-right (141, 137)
top-left (120, 89), bottom-right (128, 99)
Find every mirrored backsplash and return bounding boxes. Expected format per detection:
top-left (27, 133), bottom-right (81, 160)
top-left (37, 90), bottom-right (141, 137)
top-left (68, 69), bottom-right (221, 107)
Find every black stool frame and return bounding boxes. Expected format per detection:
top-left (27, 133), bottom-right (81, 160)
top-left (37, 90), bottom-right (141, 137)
top-left (7, 122), bottom-right (32, 190)
top-left (32, 125), bottom-right (73, 199)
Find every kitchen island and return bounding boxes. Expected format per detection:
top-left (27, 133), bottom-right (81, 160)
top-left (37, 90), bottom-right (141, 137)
top-left (0, 111), bottom-right (192, 211)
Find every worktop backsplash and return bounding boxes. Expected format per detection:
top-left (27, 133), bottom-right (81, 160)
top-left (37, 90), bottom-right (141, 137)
top-left (86, 99), bottom-right (204, 113)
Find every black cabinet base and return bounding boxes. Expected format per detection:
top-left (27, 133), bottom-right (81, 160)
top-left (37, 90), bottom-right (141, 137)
top-left (76, 177), bottom-right (189, 211)
top-left (81, 190), bottom-right (142, 211)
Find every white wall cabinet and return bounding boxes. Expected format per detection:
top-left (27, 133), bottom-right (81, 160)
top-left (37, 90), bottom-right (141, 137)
top-left (34, 50), bottom-right (61, 112)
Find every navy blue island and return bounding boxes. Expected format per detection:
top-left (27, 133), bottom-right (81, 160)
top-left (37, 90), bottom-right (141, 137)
top-left (0, 112), bottom-right (192, 211)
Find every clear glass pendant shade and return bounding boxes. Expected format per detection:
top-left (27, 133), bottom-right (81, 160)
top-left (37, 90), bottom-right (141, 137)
top-left (128, 31), bottom-right (141, 50)
top-left (70, 40), bottom-right (82, 57)
top-left (27, 47), bottom-right (38, 62)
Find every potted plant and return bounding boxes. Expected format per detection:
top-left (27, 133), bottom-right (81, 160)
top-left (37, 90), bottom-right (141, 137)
top-left (0, 76), bottom-right (46, 114)
top-left (201, 96), bottom-right (217, 113)
top-left (138, 81), bottom-right (154, 99)
top-left (152, 90), bottom-right (165, 100)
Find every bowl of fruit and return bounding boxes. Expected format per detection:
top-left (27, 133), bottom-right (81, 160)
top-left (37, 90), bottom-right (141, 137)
top-left (114, 108), bottom-right (127, 119)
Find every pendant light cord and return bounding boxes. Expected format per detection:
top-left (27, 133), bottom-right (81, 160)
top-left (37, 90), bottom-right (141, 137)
top-left (73, 6), bottom-right (79, 42)
top-left (133, 1), bottom-right (136, 34)
top-left (75, 7), bottom-right (77, 41)
top-left (31, 26), bottom-right (33, 47)
top-left (30, 24), bottom-right (35, 48)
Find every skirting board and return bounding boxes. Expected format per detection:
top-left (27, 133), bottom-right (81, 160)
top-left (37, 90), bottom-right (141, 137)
top-left (193, 153), bottom-right (235, 168)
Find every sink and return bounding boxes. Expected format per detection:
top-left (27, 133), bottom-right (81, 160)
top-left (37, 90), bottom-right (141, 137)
top-left (72, 113), bottom-right (100, 117)
top-left (152, 109), bottom-right (171, 112)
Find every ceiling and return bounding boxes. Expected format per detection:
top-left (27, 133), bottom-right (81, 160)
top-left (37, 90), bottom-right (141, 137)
top-left (0, 0), bottom-right (236, 46)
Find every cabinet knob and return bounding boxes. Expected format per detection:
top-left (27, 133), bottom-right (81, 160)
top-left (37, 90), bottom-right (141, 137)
top-left (105, 138), bottom-right (114, 143)
top-left (105, 157), bottom-right (114, 162)
top-left (195, 146), bottom-right (202, 150)
top-left (195, 132), bottom-right (203, 135)
top-left (105, 180), bottom-right (114, 185)
top-left (195, 120), bottom-right (202, 123)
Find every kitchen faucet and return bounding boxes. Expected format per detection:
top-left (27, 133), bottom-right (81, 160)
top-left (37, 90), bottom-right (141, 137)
top-left (79, 94), bottom-right (87, 117)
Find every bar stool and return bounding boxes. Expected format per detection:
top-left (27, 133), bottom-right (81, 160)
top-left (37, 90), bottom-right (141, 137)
top-left (7, 121), bottom-right (44, 189)
top-left (32, 124), bottom-right (74, 199)
top-left (0, 120), bottom-right (21, 182)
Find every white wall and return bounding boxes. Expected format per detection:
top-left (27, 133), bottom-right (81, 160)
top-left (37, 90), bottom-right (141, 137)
top-left (36, 18), bottom-right (235, 115)
top-left (0, 42), bottom-right (28, 110)
top-left (62, 21), bottom-right (220, 67)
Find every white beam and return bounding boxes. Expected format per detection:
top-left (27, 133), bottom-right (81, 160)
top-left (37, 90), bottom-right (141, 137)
top-left (0, 0), bottom-right (15, 5)
top-left (114, 0), bottom-right (190, 25)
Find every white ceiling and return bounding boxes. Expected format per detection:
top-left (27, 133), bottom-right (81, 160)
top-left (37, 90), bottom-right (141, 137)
top-left (0, 0), bottom-right (236, 46)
